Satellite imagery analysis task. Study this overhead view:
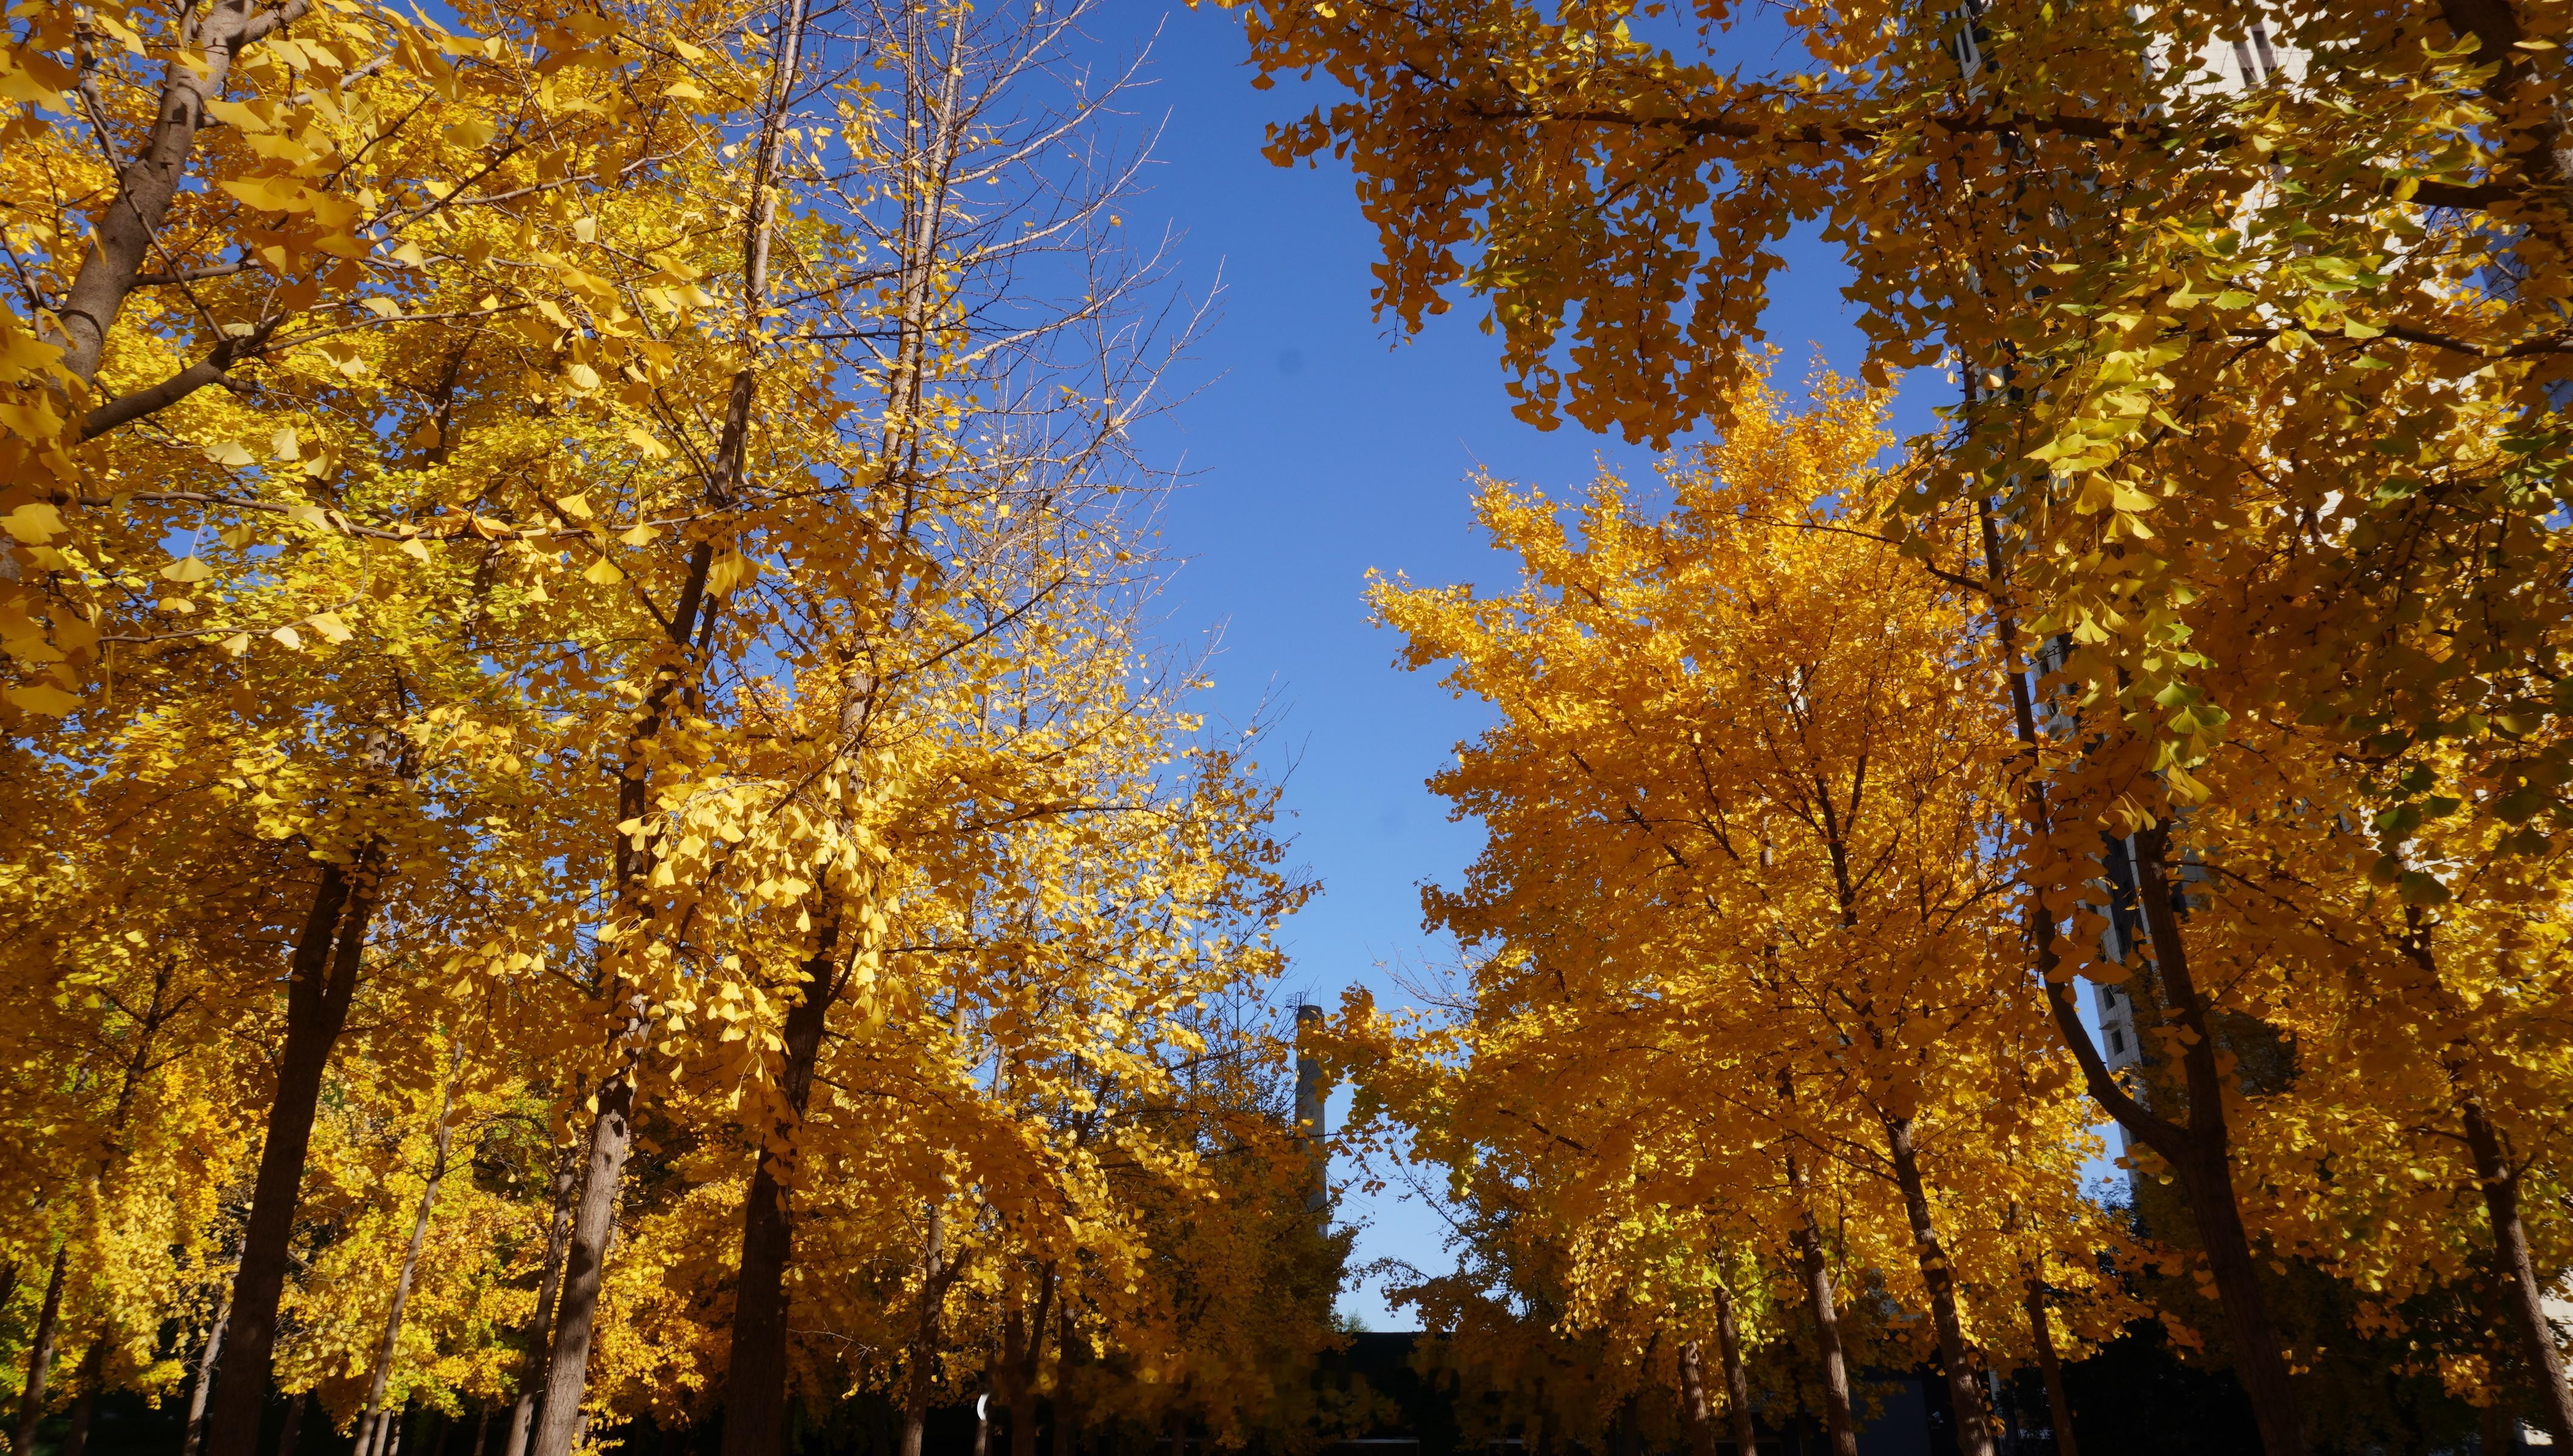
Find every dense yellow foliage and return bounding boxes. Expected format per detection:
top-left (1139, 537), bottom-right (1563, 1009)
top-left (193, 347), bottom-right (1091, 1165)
top-left (1, 3), bottom-right (1343, 1456)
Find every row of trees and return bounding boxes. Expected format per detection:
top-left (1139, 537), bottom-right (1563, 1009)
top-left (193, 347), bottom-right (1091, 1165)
top-left (1, 4), bottom-right (1342, 1456)
top-left (1219, 0), bottom-right (2573, 1451)
top-left (1331, 374), bottom-right (2569, 1454)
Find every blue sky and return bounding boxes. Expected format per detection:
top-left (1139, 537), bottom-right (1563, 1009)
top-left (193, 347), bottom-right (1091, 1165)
top-left (1081, 2), bottom-right (1942, 1328)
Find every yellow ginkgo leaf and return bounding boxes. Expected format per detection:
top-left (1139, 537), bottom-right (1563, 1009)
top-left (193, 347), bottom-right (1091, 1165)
top-left (3, 503), bottom-right (64, 544)
top-left (2, 682), bottom-right (80, 715)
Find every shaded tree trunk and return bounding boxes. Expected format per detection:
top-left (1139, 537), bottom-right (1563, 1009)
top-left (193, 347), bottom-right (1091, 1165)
top-left (2023, 1280), bottom-right (2079, 1456)
top-left (1677, 1342), bottom-right (1716, 1456)
top-left (13, 1245), bottom-right (68, 1456)
top-left (276, 1394), bottom-right (306, 1456)
top-left (1049, 1307), bottom-right (1078, 1456)
top-left (1611, 1395), bottom-right (1642, 1456)
top-left (358, 1059), bottom-right (464, 1456)
top-left (1711, 1277), bottom-right (1759, 1455)
top-left (2131, 828), bottom-right (2304, 1456)
top-left (2461, 1097), bottom-right (2573, 1446)
top-left (899, 1204), bottom-right (948, 1456)
top-left (524, 1071), bottom-right (633, 1456)
top-left (1786, 1157), bottom-right (1858, 1456)
top-left (1003, 1269), bottom-right (1058, 1456)
top-left (1884, 1117), bottom-right (1995, 1456)
top-left (502, 1159), bottom-right (577, 1456)
top-left (58, 1344), bottom-right (104, 1456)
top-left (205, 862), bottom-right (376, 1456)
top-left (180, 1286), bottom-right (231, 1456)
top-left (717, 905), bottom-right (842, 1456)
top-left (1976, 499), bottom-right (2305, 1456)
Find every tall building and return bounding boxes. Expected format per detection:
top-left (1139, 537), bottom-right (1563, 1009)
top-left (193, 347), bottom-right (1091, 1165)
top-left (1295, 1002), bottom-right (1331, 1219)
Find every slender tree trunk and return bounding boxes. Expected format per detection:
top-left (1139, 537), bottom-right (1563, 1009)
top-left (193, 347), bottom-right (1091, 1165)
top-left (525, 1071), bottom-right (632, 1456)
top-left (2023, 1281), bottom-right (2079, 1456)
top-left (1612, 1396), bottom-right (1643, 1456)
top-left (718, 905), bottom-right (842, 1456)
top-left (2461, 1098), bottom-right (2573, 1446)
top-left (58, 1344), bottom-right (104, 1456)
top-left (180, 1287), bottom-right (232, 1456)
top-left (1975, 498), bottom-right (2304, 1456)
top-left (1785, 1159), bottom-right (1857, 1456)
top-left (276, 1394), bottom-right (306, 1456)
top-left (1711, 1279), bottom-right (1759, 1455)
top-left (1884, 1118), bottom-right (1995, 1456)
top-left (899, 1204), bottom-right (947, 1456)
top-left (2128, 830), bottom-right (2304, 1456)
top-left (2481, 1400), bottom-right (2524, 1456)
top-left (1049, 1307), bottom-right (1078, 1456)
top-left (205, 863), bottom-right (374, 1456)
top-left (1677, 1343), bottom-right (1716, 1456)
top-left (526, 0), bottom-right (770, 1410)
top-left (52, 0), bottom-right (312, 388)
top-left (357, 1064), bottom-right (463, 1456)
top-left (1004, 1270), bottom-right (1057, 1456)
top-left (1004, 1312), bottom-right (1033, 1456)
top-left (14, 1245), bottom-right (69, 1456)
top-left (503, 1162), bottom-right (578, 1456)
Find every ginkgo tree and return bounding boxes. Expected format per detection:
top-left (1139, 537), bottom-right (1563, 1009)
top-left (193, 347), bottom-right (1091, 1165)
top-left (1326, 376), bottom-right (2134, 1456)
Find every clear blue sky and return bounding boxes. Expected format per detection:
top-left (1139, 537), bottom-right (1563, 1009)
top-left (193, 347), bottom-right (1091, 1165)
top-left (1084, 2), bottom-right (1942, 1329)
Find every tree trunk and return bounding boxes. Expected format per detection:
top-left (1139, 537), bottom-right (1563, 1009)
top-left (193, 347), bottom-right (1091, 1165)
top-left (1884, 1117), bottom-right (1995, 1456)
top-left (1004, 1270), bottom-right (1057, 1456)
top-left (2127, 830), bottom-right (2304, 1456)
top-left (524, 21), bottom-right (759, 1417)
top-left (358, 1063), bottom-right (463, 1456)
top-left (524, 1070), bottom-right (634, 1456)
top-left (2461, 1097), bottom-right (2573, 1446)
top-left (52, 0), bottom-right (311, 386)
top-left (1976, 499), bottom-right (2304, 1456)
top-left (503, 1161), bottom-right (578, 1456)
top-left (1049, 1307), bottom-right (1078, 1456)
top-left (180, 1286), bottom-right (232, 1456)
top-left (2023, 1281), bottom-right (2079, 1456)
top-left (205, 863), bottom-right (374, 1456)
top-left (13, 1245), bottom-right (68, 1456)
top-left (1005, 1310), bottom-right (1035, 1456)
top-left (1786, 1167), bottom-right (1857, 1456)
top-left (899, 1204), bottom-right (947, 1456)
top-left (1677, 1343), bottom-right (1716, 1456)
top-left (276, 1394), bottom-right (306, 1456)
top-left (58, 1344), bottom-right (104, 1456)
top-left (718, 907), bottom-right (842, 1456)
top-left (1711, 1278), bottom-right (1759, 1455)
